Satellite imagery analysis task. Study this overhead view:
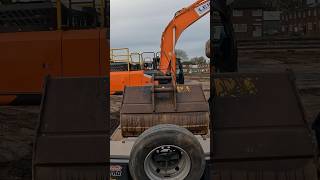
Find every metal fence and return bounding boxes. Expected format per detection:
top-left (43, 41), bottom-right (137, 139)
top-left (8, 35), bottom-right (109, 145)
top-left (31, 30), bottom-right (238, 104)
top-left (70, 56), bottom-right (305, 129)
top-left (0, 0), bottom-right (108, 32)
top-left (183, 64), bottom-right (210, 74)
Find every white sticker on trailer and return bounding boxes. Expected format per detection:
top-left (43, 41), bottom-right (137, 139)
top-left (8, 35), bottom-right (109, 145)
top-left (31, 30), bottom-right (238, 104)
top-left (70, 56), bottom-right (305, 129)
top-left (195, 1), bottom-right (210, 16)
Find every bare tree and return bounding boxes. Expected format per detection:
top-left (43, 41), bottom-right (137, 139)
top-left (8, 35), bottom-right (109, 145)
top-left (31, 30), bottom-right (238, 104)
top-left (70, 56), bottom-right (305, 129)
top-left (190, 56), bottom-right (207, 65)
top-left (175, 49), bottom-right (189, 61)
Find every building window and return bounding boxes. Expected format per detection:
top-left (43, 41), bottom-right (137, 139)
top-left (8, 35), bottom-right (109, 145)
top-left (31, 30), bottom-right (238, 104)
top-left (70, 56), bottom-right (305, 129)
top-left (252, 9), bottom-right (262, 16)
top-left (298, 12), bottom-right (301, 18)
top-left (314, 9), bottom-right (317, 16)
top-left (308, 10), bottom-right (311, 16)
top-left (233, 24), bottom-right (247, 32)
top-left (233, 10), bottom-right (243, 17)
top-left (253, 25), bottom-right (262, 37)
top-left (289, 14), bottom-right (292, 19)
top-left (308, 22), bottom-right (312, 31)
top-left (299, 23), bottom-right (303, 31)
top-left (303, 11), bottom-right (306, 18)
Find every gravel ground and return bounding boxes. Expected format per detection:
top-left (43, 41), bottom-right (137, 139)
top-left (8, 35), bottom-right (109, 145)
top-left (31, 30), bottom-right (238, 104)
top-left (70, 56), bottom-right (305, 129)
top-left (0, 50), bottom-right (319, 179)
top-left (0, 106), bottom-right (38, 180)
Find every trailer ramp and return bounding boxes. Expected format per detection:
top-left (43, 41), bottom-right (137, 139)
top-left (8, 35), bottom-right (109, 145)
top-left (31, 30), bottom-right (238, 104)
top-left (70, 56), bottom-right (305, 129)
top-left (211, 70), bottom-right (318, 179)
top-left (32, 77), bottom-right (109, 180)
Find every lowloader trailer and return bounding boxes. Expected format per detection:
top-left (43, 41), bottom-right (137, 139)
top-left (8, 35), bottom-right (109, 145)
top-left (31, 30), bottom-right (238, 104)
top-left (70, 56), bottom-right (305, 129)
top-left (32, 71), bottom-right (319, 180)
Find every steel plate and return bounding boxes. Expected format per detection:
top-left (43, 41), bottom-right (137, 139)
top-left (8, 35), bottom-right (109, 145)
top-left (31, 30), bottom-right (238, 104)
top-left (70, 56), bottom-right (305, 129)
top-left (32, 76), bottom-right (109, 180)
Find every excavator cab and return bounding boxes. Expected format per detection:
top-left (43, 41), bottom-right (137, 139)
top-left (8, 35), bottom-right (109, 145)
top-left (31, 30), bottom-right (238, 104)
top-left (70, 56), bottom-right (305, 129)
top-left (141, 52), bottom-right (185, 84)
top-left (142, 52), bottom-right (156, 70)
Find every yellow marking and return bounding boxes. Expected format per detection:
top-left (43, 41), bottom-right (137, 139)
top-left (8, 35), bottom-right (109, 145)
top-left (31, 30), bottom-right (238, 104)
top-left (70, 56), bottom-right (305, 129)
top-left (214, 78), bottom-right (258, 97)
top-left (176, 85), bottom-right (191, 93)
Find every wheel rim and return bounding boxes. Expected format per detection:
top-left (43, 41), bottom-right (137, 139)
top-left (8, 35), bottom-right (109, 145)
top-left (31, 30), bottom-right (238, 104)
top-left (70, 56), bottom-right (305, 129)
top-left (144, 145), bottom-right (191, 180)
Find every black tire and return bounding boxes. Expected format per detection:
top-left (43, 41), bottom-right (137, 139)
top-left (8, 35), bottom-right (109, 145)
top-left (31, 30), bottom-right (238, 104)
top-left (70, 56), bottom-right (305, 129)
top-left (129, 124), bottom-right (206, 180)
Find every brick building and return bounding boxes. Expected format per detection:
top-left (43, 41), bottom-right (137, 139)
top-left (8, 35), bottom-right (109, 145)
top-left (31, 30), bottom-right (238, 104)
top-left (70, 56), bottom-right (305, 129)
top-left (230, 0), bottom-right (265, 39)
top-left (212, 0), bottom-right (281, 40)
top-left (281, 4), bottom-right (320, 36)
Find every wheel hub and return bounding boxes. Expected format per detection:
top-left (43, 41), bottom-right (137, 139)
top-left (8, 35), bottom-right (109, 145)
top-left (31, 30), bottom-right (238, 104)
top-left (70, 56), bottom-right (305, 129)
top-left (144, 145), bottom-right (191, 180)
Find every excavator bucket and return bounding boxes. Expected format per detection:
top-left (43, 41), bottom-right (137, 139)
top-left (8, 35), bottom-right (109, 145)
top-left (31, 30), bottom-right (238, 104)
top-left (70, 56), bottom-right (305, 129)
top-left (210, 70), bottom-right (318, 179)
top-left (120, 84), bottom-right (210, 137)
top-left (32, 76), bottom-right (109, 180)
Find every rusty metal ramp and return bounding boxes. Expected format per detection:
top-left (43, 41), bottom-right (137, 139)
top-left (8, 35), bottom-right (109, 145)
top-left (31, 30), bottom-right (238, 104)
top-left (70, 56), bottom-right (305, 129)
top-left (211, 70), bottom-right (318, 179)
top-left (32, 76), bottom-right (109, 180)
top-left (120, 84), bottom-right (210, 137)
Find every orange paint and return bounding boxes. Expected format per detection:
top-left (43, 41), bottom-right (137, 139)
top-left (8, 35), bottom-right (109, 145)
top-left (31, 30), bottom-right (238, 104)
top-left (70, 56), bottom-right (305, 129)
top-left (0, 96), bottom-right (16, 106)
top-left (0, 29), bottom-right (108, 105)
top-left (110, 70), bottom-right (152, 94)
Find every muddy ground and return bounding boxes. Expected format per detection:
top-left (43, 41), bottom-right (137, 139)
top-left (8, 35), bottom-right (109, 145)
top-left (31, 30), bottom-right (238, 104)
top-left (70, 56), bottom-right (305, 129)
top-left (0, 50), bottom-right (320, 179)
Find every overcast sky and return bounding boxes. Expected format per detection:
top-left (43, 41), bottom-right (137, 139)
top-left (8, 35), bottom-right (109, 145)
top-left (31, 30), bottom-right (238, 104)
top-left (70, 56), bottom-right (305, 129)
top-left (110, 0), bottom-right (210, 59)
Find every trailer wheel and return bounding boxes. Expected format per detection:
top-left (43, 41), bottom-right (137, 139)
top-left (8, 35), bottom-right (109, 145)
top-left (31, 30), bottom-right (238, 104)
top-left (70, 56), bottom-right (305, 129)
top-left (129, 124), bottom-right (206, 180)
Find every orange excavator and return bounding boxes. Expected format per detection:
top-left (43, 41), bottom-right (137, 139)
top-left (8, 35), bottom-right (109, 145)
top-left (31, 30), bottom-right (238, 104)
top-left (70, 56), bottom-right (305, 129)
top-left (110, 0), bottom-right (209, 95)
top-left (142, 0), bottom-right (210, 84)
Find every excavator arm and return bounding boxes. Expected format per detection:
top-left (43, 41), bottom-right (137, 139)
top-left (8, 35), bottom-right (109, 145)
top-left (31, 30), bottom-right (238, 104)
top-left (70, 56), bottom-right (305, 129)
top-left (159, 0), bottom-right (210, 79)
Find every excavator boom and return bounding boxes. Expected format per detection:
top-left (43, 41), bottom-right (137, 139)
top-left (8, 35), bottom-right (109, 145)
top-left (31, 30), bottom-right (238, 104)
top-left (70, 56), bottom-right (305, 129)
top-left (159, 0), bottom-right (210, 79)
